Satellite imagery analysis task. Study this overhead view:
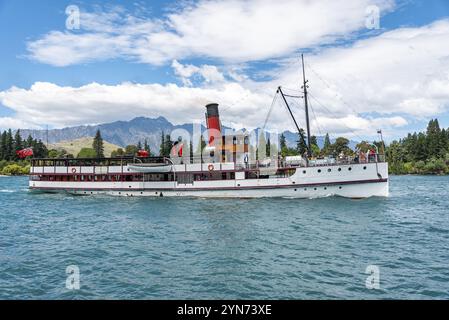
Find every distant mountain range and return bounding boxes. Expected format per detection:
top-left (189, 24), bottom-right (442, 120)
top-left (20, 116), bottom-right (357, 152)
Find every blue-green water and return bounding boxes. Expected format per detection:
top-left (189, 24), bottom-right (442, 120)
top-left (0, 175), bottom-right (448, 299)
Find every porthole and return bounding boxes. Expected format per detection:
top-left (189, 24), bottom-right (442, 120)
top-left (304, 188), bottom-right (307, 191)
top-left (90, 192), bottom-right (93, 194)
top-left (292, 181), bottom-right (296, 184)
top-left (303, 170), bottom-right (306, 174)
top-left (317, 169), bottom-right (321, 173)
top-left (129, 186), bottom-right (132, 188)
top-left (119, 192), bottom-right (121, 195)
top-left (339, 186), bottom-right (342, 189)
top-left (294, 189), bottom-right (297, 191)
top-left (328, 168), bottom-right (331, 172)
top-left (338, 168), bottom-right (342, 172)
top-left (237, 184), bottom-right (240, 187)
top-left (363, 166), bottom-right (367, 170)
top-left (141, 192), bottom-right (143, 195)
top-left (324, 187), bottom-right (327, 190)
top-left (155, 192), bottom-right (158, 195)
top-left (348, 167), bottom-right (352, 171)
top-left (314, 187), bottom-right (317, 190)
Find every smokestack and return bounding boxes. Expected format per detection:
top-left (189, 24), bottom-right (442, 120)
top-left (205, 103), bottom-right (221, 145)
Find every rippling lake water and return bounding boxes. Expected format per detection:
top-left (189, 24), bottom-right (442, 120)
top-left (0, 175), bottom-right (448, 299)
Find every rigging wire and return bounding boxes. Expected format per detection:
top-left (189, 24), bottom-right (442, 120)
top-left (220, 91), bottom-right (252, 112)
top-left (305, 61), bottom-right (362, 118)
top-left (308, 92), bottom-right (365, 142)
top-left (308, 98), bottom-right (323, 137)
top-left (261, 92), bottom-right (279, 132)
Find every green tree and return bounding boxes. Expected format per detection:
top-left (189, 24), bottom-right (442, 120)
top-left (25, 134), bottom-right (34, 148)
top-left (0, 131), bottom-right (6, 160)
top-left (280, 133), bottom-right (287, 150)
top-left (159, 131), bottom-right (165, 156)
top-left (296, 129), bottom-right (307, 156)
top-left (323, 133), bottom-right (331, 154)
top-left (144, 139), bottom-right (150, 153)
top-left (329, 137), bottom-right (351, 157)
top-left (32, 139), bottom-right (48, 158)
top-left (48, 149), bottom-right (59, 158)
top-left (164, 134), bottom-right (173, 157)
top-left (125, 145), bottom-right (138, 156)
top-left (14, 129), bottom-right (23, 160)
top-left (92, 129), bottom-right (104, 158)
top-left (111, 148), bottom-right (125, 157)
top-left (266, 137), bottom-right (271, 157)
top-left (310, 135), bottom-right (320, 157)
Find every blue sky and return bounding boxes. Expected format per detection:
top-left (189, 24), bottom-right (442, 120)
top-left (1, 0), bottom-right (449, 141)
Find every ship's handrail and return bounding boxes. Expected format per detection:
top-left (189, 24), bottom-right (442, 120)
top-left (30, 156), bottom-right (169, 167)
top-left (30, 154), bottom-right (386, 171)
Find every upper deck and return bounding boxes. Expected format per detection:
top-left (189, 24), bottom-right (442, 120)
top-left (30, 153), bottom-right (386, 175)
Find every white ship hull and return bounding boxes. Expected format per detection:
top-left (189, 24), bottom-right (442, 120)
top-left (29, 162), bottom-right (389, 199)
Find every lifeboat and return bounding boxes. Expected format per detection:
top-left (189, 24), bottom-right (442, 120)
top-left (127, 163), bottom-right (172, 173)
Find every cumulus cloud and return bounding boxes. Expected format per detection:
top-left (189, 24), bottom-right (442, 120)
top-left (171, 60), bottom-right (225, 86)
top-left (0, 81), bottom-right (269, 130)
top-left (270, 19), bottom-right (449, 123)
top-left (5, 4), bottom-right (449, 139)
top-left (26, 0), bottom-right (394, 66)
top-left (0, 117), bottom-right (41, 131)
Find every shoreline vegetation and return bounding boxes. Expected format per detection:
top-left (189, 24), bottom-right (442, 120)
top-left (1, 119), bottom-right (449, 176)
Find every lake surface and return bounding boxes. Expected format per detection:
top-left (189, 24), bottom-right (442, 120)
top-left (0, 175), bottom-right (448, 299)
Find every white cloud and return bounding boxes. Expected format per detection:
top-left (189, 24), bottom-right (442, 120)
top-left (26, 0), bottom-right (394, 66)
top-left (0, 81), bottom-right (270, 130)
top-left (269, 19), bottom-right (449, 123)
top-left (171, 60), bottom-right (225, 86)
top-left (6, 6), bottom-right (449, 139)
top-left (0, 117), bottom-right (40, 131)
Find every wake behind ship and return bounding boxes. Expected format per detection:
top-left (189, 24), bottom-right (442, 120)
top-left (28, 56), bottom-right (388, 198)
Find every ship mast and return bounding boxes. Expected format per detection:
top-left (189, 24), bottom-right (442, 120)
top-left (301, 54), bottom-right (312, 159)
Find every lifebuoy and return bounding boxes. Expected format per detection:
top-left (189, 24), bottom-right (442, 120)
top-left (208, 164), bottom-right (214, 171)
top-left (71, 168), bottom-right (77, 173)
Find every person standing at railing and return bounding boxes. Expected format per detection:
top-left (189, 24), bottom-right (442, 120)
top-left (368, 148), bottom-right (376, 163)
top-left (360, 151), bottom-right (367, 163)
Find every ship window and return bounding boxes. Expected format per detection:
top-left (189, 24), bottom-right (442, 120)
top-left (348, 167), bottom-right (352, 171)
top-left (314, 187), bottom-right (317, 190)
top-left (324, 187), bottom-right (327, 190)
top-left (338, 168), bottom-right (342, 172)
top-left (328, 168), bottom-right (331, 172)
top-left (317, 169), bottom-right (321, 173)
top-left (294, 189), bottom-right (297, 191)
top-left (363, 166), bottom-right (367, 170)
top-left (304, 188), bottom-right (307, 191)
top-left (303, 170), bottom-right (306, 174)
top-left (339, 186), bottom-right (342, 189)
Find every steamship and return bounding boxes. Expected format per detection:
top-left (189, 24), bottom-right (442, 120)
top-left (29, 56), bottom-right (388, 198)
